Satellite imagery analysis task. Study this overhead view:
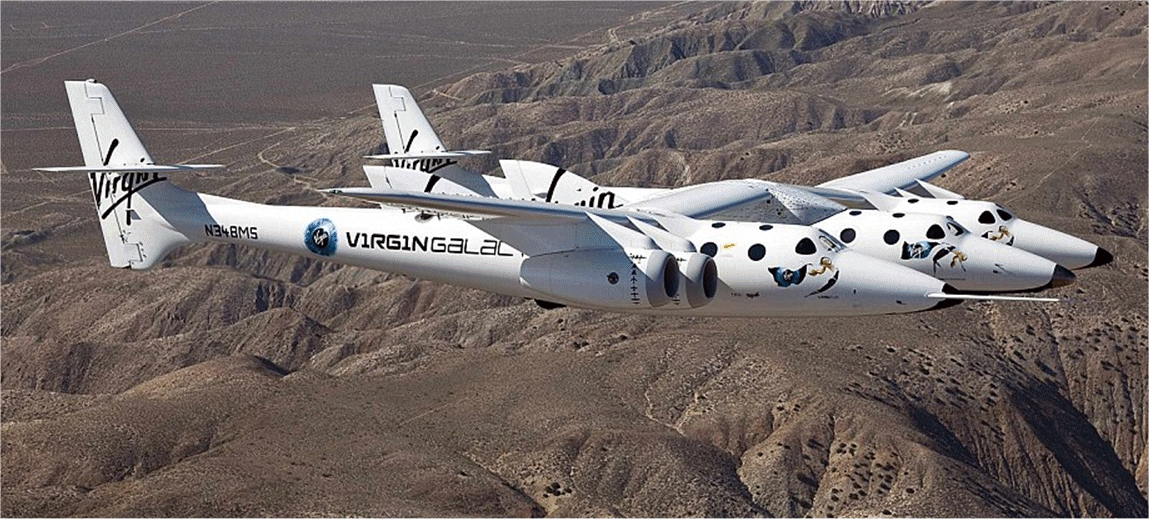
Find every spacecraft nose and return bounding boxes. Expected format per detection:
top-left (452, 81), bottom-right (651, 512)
top-left (1009, 219), bottom-right (1104, 270)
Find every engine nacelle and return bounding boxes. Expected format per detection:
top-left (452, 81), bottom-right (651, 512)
top-left (520, 249), bottom-right (679, 309)
top-left (679, 253), bottom-right (718, 308)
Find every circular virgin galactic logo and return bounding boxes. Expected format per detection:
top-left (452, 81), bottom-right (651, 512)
top-left (304, 218), bottom-right (338, 256)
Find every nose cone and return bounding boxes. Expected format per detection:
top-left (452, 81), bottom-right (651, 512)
top-left (1050, 264), bottom-right (1076, 288)
top-left (1086, 247), bottom-right (1114, 268)
top-left (945, 236), bottom-right (1069, 292)
top-left (1009, 219), bottom-right (1105, 270)
top-left (836, 251), bottom-right (948, 314)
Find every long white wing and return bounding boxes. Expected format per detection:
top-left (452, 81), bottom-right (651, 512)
top-left (324, 187), bottom-right (691, 255)
top-left (326, 187), bottom-right (619, 221)
top-left (816, 150), bottom-right (969, 192)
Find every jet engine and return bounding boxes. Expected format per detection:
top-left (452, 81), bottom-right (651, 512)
top-left (520, 249), bottom-right (679, 309)
top-left (679, 253), bottom-right (718, 308)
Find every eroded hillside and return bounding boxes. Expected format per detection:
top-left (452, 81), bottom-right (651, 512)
top-left (3, 2), bottom-right (1146, 516)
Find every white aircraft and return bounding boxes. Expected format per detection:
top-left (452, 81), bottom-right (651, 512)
top-left (42, 79), bottom-right (1040, 318)
top-left (365, 85), bottom-right (1086, 294)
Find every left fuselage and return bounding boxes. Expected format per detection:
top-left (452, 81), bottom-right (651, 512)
top-left (177, 191), bottom-right (951, 317)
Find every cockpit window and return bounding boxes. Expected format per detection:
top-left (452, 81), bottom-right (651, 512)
top-left (978, 210), bottom-right (996, 224)
top-left (926, 224), bottom-right (945, 240)
top-left (996, 209), bottom-right (1013, 221)
top-left (795, 238), bottom-right (817, 255)
top-left (946, 220), bottom-right (967, 236)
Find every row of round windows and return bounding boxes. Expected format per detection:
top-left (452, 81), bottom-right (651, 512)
top-left (699, 237), bottom-right (818, 261)
top-left (837, 223), bottom-right (946, 245)
top-left (846, 207), bottom-right (1011, 226)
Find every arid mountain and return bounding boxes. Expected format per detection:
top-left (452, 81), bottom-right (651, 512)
top-left (2, 2), bottom-right (1146, 517)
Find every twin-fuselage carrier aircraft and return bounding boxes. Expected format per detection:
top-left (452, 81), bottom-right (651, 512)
top-left (42, 80), bottom-right (1111, 318)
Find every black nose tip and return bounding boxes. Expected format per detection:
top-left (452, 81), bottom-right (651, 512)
top-left (1050, 265), bottom-right (1076, 288)
top-left (1085, 247), bottom-right (1113, 268)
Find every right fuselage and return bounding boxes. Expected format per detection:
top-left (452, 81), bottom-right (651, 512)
top-left (870, 196), bottom-right (1109, 270)
top-left (813, 209), bottom-right (1068, 292)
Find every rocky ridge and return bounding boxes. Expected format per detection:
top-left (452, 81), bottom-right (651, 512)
top-left (3, 2), bottom-right (1146, 517)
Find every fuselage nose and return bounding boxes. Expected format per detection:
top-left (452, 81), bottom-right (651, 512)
top-left (1006, 219), bottom-right (1104, 270)
top-left (835, 250), bottom-right (948, 313)
top-left (950, 234), bottom-right (1069, 292)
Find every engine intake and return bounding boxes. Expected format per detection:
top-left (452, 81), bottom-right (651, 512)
top-left (679, 253), bottom-right (718, 308)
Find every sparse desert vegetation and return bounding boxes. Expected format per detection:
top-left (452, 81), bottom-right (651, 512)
top-left (2, 2), bottom-right (1146, 517)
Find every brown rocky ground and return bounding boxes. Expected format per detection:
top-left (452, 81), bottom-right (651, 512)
top-left (2, 2), bottom-right (1146, 517)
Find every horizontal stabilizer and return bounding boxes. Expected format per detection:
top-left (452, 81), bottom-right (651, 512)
top-left (926, 293), bottom-right (1059, 302)
top-left (364, 150), bottom-right (490, 160)
top-left (37, 164), bottom-right (222, 173)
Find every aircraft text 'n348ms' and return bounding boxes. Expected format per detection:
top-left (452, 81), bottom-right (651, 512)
top-left (42, 80), bottom-right (1067, 318)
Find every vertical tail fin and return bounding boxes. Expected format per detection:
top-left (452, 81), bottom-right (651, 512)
top-left (374, 84), bottom-right (447, 155)
top-left (39, 80), bottom-right (220, 270)
top-left (65, 79), bottom-right (155, 168)
top-left (500, 159), bottom-right (629, 209)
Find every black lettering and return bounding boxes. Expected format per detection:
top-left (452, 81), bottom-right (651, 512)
top-left (204, 223), bottom-right (258, 241)
top-left (345, 231), bottom-right (512, 257)
top-left (599, 192), bottom-right (616, 209)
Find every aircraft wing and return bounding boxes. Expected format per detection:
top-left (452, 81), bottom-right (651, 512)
top-left (816, 150), bottom-right (969, 193)
top-left (624, 179), bottom-right (846, 224)
top-left (324, 187), bottom-right (694, 255)
top-left (326, 187), bottom-right (600, 221)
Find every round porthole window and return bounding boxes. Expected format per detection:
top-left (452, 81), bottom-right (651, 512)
top-left (607, 272), bottom-right (619, 284)
top-left (748, 244), bottom-right (765, 261)
top-left (883, 230), bottom-right (900, 245)
top-left (701, 242), bottom-right (718, 257)
top-left (840, 228), bottom-right (856, 243)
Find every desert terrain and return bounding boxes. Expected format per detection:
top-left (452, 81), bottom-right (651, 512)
top-left (2, 2), bottom-right (1146, 517)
